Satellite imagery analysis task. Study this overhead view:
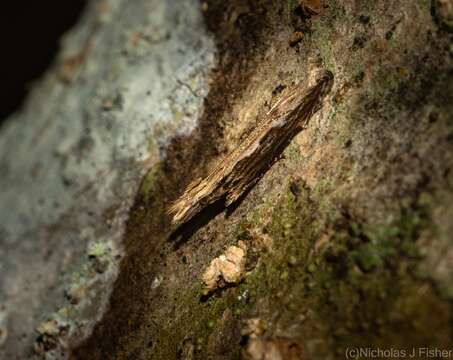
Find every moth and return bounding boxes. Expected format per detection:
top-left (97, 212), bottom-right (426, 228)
top-left (169, 69), bottom-right (334, 227)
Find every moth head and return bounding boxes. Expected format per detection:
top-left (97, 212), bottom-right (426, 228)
top-left (296, 69), bottom-right (334, 119)
top-left (314, 69), bottom-right (334, 99)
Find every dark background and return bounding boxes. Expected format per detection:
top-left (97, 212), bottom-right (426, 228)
top-left (0, 1), bottom-right (87, 125)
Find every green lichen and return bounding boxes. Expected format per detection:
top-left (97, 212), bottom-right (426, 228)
top-left (147, 284), bottom-right (242, 360)
top-left (284, 142), bottom-right (303, 162)
top-left (311, 19), bottom-right (335, 70)
top-left (157, 178), bottom-right (451, 358)
top-left (139, 163), bottom-right (162, 197)
top-left (87, 241), bottom-right (110, 258)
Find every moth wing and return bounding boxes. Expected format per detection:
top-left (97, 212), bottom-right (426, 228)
top-left (225, 190), bottom-right (240, 207)
top-left (186, 177), bottom-right (203, 192)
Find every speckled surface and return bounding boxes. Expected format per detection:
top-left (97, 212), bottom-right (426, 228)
top-left (1, 0), bottom-right (453, 359)
top-left (0, 0), bottom-right (214, 358)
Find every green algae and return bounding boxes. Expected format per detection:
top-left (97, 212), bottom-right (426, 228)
top-left (147, 176), bottom-right (451, 358)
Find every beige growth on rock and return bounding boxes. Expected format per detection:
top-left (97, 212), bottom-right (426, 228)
top-left (202, 242), bottom-right (247, 293)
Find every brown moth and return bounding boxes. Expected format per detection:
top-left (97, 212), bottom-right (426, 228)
top-left (169, 70), bottom-right (334, 227)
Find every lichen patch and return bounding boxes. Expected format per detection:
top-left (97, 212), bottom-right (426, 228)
top-left (202, 242), bottom-right (247, 293)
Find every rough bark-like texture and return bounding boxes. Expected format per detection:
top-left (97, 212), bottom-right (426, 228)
top-left (1, 0), bottom-right (452, 359)
top-left (0, 0), bottom-right (214, 358)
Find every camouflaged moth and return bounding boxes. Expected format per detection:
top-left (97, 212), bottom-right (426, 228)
top-left (169, 70), bottom-right (334, 227)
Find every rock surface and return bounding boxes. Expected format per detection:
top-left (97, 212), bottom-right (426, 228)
top-left (0, 0), bottom-right (214, 358)
top-left (1, 0), bottom-right (452, 359)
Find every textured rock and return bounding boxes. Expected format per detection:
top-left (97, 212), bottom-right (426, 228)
top-left (1, 0), bottom-right (453, 359)
top-left (0, 0), bottom-right (214, 358)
